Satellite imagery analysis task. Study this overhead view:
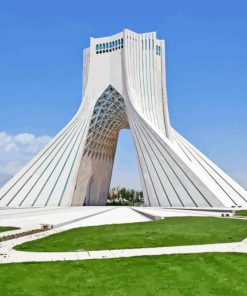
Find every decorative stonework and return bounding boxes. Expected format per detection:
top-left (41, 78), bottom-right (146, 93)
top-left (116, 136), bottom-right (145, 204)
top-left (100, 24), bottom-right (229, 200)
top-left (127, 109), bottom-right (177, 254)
top-left (83, 85), bottom-right (129, 162)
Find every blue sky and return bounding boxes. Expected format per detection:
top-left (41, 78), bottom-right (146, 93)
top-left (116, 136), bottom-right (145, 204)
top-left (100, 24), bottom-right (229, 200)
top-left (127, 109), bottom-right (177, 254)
top-left (0, 0), bottom-right (246, 189)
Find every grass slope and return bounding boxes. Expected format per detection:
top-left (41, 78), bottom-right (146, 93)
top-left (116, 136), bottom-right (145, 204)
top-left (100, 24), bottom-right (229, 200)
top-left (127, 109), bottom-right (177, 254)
top-left (0, 226), bottom-right (19, 233)
top-left (15, 217), bottom-right (247, 252)
top-left (235, 210), bottom-right (247, 216)
top-left (0, 253), bottom-right (247, 296)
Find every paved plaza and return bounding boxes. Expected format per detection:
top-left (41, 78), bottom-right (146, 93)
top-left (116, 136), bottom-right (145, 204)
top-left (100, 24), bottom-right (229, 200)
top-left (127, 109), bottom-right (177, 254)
top-left (1, 206), bottom-right (246, 264)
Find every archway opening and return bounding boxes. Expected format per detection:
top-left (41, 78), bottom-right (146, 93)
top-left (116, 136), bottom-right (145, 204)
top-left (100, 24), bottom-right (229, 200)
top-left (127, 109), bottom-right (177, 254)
top-left (109, 129), bottom-right (142, 205)
top-left (73, 85), bottom-right (143, 206)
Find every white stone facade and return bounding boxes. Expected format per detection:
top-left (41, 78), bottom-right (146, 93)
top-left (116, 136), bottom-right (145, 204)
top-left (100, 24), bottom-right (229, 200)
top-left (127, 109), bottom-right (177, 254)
top-left (0, 29), bottom-right (246, 208)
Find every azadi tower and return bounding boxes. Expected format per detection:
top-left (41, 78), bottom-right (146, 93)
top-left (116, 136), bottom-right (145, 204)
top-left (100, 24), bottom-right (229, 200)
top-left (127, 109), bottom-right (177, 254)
top-left (0, 29), bottom-right (246, 208)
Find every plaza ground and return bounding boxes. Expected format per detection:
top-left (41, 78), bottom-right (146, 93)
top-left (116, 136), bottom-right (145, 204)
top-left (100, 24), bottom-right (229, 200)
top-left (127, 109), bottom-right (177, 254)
top-left (1, 206), bottom-right (247, 295)
top-left (15, 216), bottom-right (247, 252)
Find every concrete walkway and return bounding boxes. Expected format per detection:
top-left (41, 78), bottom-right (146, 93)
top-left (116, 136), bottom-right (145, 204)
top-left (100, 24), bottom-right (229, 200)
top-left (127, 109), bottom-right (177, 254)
top-left (1, 238), bottom-right (247, 264)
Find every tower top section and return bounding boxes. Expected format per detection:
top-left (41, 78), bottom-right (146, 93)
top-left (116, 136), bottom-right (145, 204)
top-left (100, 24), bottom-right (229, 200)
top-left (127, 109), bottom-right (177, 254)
top-left (87, 29), bottom-right (163, 57)
top-left (90, 29), bottom-right (161, 40)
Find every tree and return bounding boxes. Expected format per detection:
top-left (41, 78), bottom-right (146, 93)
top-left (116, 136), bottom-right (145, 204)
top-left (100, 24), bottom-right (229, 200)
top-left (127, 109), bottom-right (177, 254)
top-left (119, 187), bottom-right (127, 199)
top-left (107, 187), bottom-right (144, 206)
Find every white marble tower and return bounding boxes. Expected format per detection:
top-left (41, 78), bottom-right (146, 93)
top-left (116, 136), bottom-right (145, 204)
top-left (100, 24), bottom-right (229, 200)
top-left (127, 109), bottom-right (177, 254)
top-left (0, 29), bottom-right (246, 208)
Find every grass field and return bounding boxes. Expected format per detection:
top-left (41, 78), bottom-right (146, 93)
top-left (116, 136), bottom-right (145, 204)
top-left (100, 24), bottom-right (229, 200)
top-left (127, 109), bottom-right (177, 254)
top-left (235, 210), bottom-right (247, 216)
top-left (0, 226), bottom-right (19, 233)
top-left (15, 217), bottom-right (247, 252)
top-left (0, 253), bottom-right (247, 296)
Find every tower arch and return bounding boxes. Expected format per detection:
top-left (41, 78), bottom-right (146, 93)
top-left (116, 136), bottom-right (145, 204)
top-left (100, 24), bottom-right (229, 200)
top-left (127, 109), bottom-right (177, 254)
top-left (0, 29), bottom-right (246, 208)
top-left (72, 85), bottom-right (129, 206)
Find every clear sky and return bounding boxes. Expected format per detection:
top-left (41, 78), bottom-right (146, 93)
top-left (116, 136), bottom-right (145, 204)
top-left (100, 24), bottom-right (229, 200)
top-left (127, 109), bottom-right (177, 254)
top-left (0, 0), bottom-right (246, 189)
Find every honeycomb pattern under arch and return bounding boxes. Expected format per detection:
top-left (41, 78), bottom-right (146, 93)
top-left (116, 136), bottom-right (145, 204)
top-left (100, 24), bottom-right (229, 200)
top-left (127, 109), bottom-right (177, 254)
top-left (83, 85), bottom-right (129, 162)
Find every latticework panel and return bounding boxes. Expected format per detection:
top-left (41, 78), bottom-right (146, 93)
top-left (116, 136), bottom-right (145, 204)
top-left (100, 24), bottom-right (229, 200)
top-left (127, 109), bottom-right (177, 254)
top-left (83, 85), bottom-right (129, 162)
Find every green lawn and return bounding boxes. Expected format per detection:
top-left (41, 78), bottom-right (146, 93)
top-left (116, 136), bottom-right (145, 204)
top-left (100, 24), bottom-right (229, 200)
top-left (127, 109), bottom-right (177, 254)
top-left (0, 226), bottom-right (19, 233)
top-left (0, 253), bottom-right (247, 296)
top-left (15, 217), bottom-right (247, 252)
top-left (235, 210), bottom-right (247, 216)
